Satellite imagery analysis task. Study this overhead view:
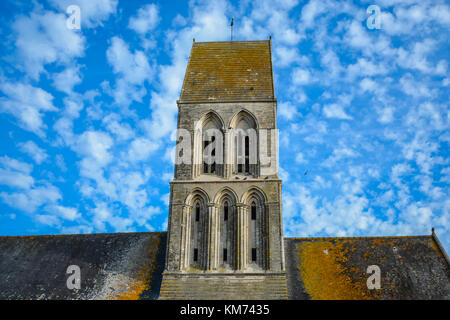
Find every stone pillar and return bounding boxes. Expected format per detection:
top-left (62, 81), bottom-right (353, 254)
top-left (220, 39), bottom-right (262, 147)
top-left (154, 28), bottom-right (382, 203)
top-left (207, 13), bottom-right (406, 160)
top-left (180, 205), bottom-right (192, 270)
top-left (206, 203), bottom-right (219, 270)
top-left (236, 203), bottom-right (248, 271)
top-left (192, 128), bottom-right (201, 178)
top-left (263, 203), bottom-right (269, 270)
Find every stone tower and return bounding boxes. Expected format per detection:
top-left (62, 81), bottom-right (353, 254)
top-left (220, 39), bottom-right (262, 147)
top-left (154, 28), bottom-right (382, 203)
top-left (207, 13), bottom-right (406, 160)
top-left (159, 40), bottom-right (287, 299)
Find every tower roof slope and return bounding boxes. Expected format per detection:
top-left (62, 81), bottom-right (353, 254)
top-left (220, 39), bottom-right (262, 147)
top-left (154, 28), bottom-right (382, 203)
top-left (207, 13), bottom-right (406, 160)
top-left (179, 40), bottom-right (275, 102)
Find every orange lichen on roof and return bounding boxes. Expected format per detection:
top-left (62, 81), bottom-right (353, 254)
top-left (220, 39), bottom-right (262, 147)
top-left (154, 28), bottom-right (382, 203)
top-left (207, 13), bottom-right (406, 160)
top-left (110, 235), bottom-right (161, 300)
top-left (180, 41), bottom-right (275, 102)
top-left (297, 240), bottom-right (381, 300)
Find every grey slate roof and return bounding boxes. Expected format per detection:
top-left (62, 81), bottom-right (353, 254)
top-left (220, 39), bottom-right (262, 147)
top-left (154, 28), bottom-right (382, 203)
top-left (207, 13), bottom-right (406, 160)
top-left (0, 232), bottom-right (448, 299)
top-left (284, 235), bottom-right (450, 300)
top-left (0, 232), bottom-right (166, 300)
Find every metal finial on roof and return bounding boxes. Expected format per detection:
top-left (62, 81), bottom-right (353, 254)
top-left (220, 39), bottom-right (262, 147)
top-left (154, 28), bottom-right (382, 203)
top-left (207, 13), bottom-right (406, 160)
top-left (269, 35), bottom-right (272, 41)
top-left (193, 38), bottom-right (195, 43)
top-left (230, 18), bottom-right (234, 41)
top-left (432, 227), bottom-right (435, 234)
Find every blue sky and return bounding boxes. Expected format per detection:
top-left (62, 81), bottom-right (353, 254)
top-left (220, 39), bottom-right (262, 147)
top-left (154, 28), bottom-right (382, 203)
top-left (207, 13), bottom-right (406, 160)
top-left (0, 0), bottom-right (448, 251)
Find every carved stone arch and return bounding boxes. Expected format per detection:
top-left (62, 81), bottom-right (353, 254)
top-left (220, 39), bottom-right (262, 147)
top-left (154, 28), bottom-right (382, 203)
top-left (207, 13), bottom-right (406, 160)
top-left (183, 188), bottom-right (210, 270)
top-left (229, 109), bottom-right (258, 129)
top-left (196, 109), bottom-right (225, 131)
top-left (185, 187), bottom-right (210, 206)
top-left (241, 186), bottom-right (267, 204)
top-left (213, 187), bottom-right (238, 204)
top-left (241, 187), bottom-right (268, 270)
top-left (211, 187), bottom-right (237, 270)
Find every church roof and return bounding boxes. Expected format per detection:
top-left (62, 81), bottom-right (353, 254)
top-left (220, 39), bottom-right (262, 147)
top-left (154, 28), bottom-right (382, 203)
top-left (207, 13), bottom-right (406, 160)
top-left (0, 232), bottom-right (448, 299)
top-left (179, 40), bottom-right (275, 103)
top-left (284, 235), bottom-right (450, 300)
top-left (0, 232), bottom-right (166, 300)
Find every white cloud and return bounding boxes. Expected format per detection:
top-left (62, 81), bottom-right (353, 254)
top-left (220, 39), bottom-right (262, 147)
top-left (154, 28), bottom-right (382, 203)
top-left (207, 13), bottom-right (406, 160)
top-left (75, 130), bottom-right (114, 167)
top-left (378, 106), bottom-right (395, 124)
top-left (399, 73), bottom-right (432, 98)
top-left (13, 9), bottom-right (85, 79)
top-left (0, 169), bottom-right (34, 189)
top-left (278, 101), bottom-right (299, 120)
top-left (127, 138), bottom-right (159, 162)
top-left (61, 225), bottom-right (94, 234)
top-left (295, 152), bottom-right (307, 164)
top-left (279, 166), bottom-right (289, 182)
top-left (0, 156), bottom-right (33, 174)
top-left (379, 3), bottom-right (450, 36)
top-left (161, 173), bottom-right (173, 183)
top-left (92, 201), bottom-right (134, 232)
top-left (161, 193), bottom-right (170, 207)
top-left (102, 113), bottom-right (135, 142)
top-left (106, 37), bottom-right (152, 85)
top-left (395, 39), bottom-right (444, 74)
top-left (0, 81), bottom-right (57, 137)
top-left (1, 184), bottom-right (61, 213)
top-left (56, 155), bottom-right (67, 172)
top-left (49, 0), bottom-right (118, 28)
top-left (128, 4), bottom-right (160, 35)
top-left (323, 103), bottom-right (352, 120)
top-left (360, 78), bottom-right (377, 92)
top-left (301, 0), bottom-right (327, 28)
top-left (275, 46), bottom-right (302, 68)
top-left (323, 145), bottom-right (359, 167)
top-left (52, 66), bottom-right (82, 94)
top-left (344, 20), bottom-right (371, 51)
top-left (347, 58), bottom-right (388, 79)
top-left (19, 141), bottom-right (48, 164)
top-left (292, 68), bottom-right (312, 85)
top-left (46, 205), bottom-right (81, 221)
top-left (36, 214), bottom-right (60, 227)
top-left (106, 37), bottom-right (153, 106)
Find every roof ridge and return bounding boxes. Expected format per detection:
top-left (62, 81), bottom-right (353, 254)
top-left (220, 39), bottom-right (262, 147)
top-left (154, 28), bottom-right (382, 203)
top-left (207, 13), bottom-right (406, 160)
top-left (285, 235), bottom-right (431, 241)
top-left (0, 231), bottom-right (167, 238)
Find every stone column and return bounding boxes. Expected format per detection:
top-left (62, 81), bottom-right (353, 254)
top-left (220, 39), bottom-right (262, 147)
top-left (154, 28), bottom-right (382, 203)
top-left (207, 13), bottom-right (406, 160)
top-left (192, 128), bottom-right (201, 178)
top-left (180, 205), bottom-right (192, 270)
top-left (236, 203), bottom-right (248, 271)
top-left (263, 203), bottom-right (269, 270)
top-left (224, 129), bottom-right (231, 178)
top-left (206, 203), bottom-right (219, 270)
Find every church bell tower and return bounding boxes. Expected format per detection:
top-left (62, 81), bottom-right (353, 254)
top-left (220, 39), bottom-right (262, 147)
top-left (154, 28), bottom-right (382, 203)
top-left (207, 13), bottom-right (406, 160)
top-left (160, 40), bottom-right (287, 299)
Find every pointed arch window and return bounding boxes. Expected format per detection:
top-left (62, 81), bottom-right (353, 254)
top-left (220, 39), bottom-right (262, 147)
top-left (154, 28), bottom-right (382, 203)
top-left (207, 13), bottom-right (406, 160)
top-left (251, 201), bottom-right (256, 220)
top-left (219, 195), bottom-right (235, 269)
top-left (197, 112), bottom-right (223, 177)
top-left (224, 201), bottom-right (229, 221)
top-left (203, 136), bottom-right (217, 174)
top-left (245, 136), bottom-right (250, 173)
top-left (195, 203), bottom-right (200, 221)
top-left (191, 198), bottom-right (206, 269)
top-left (248, 196), bottom-right (263, 268)
top-left (231, 111), bottom-right (257, 176)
